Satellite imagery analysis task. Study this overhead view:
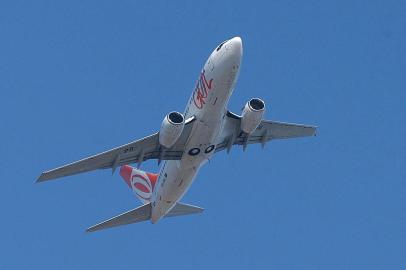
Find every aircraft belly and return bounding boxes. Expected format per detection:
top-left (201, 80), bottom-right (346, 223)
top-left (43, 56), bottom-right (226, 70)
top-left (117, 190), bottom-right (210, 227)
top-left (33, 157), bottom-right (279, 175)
top-left (151, 39), bottom-right (242, 223)
top-left (151, 117), bottom-right (220, 222)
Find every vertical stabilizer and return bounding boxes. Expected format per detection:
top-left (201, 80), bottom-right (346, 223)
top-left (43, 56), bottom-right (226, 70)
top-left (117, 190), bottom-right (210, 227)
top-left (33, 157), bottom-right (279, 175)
top-left (119, 165), bottom-right (158, 203)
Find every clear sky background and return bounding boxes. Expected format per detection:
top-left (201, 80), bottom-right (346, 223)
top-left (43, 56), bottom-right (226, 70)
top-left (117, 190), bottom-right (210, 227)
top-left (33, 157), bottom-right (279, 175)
top-left (1, 0), bottom-right (405, 269)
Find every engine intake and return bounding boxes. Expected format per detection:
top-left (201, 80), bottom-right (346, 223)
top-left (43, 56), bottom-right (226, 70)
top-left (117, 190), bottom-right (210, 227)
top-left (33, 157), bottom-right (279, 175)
top-left (241, 98), bottom-right (266, 134)
top-left (159, 112), bottom-right (185, 148)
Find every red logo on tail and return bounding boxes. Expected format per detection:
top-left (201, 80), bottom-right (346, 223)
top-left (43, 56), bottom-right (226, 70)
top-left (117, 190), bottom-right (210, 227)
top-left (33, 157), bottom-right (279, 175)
top-left (119, 165), bottom-right (158, 202)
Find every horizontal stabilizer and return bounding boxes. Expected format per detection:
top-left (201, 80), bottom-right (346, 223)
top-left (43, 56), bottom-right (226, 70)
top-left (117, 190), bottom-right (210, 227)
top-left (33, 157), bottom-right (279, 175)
top-left (86, 202), bottom-right (203, 232)
top-left (166, 202), bottom-right (204, 218)
top-left (86, 203), bottom-right (151, 232)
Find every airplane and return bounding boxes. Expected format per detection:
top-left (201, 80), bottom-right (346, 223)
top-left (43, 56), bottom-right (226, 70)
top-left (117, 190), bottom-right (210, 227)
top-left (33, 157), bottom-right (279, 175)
top-left (37, 37), bottom-right (317, 232)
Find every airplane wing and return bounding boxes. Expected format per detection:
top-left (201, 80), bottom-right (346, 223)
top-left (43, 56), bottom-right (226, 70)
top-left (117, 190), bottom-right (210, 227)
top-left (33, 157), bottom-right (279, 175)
top-left (37, 117), bottom-right (196, 182)
top-left (214, 111), bottom-right (317, 152)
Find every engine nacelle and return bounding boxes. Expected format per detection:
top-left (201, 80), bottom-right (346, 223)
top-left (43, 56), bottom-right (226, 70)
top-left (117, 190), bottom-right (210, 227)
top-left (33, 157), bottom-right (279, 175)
top-left (159, 111), bottom-right (185, 148)
top-left (241, 98), bottom-right (266, 134)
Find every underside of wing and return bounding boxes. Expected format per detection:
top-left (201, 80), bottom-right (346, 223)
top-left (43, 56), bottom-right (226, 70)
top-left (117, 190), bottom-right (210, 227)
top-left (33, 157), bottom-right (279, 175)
top-left (37, 134), bottom-right (160, 182)
top-left (37, 117), bottom-right (196, 182)
top-left (250, 119), bottom-right (317, 140)
top-left (215, 111), bottom-right (317, 152)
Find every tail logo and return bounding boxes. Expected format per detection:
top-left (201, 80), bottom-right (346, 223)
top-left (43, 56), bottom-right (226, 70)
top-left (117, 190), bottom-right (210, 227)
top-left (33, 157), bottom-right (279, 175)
top-left (120, 165), bottom-right (158, 202)
top-left (131, 172), bottom-right (154, 201)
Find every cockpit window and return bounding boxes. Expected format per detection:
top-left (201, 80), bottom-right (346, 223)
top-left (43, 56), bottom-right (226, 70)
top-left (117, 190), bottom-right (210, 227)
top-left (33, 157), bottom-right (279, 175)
top-left (216, 40), bottom-right (227, 51)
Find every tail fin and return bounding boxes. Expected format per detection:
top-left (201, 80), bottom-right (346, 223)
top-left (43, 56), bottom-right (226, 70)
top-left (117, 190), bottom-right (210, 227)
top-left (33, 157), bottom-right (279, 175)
top-left (119, 165), bottom-right (158, 203)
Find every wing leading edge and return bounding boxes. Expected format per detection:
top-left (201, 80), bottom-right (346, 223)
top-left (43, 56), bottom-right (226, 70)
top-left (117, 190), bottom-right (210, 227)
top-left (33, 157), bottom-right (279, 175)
top-left (37, 117), bottom-right (196, 182)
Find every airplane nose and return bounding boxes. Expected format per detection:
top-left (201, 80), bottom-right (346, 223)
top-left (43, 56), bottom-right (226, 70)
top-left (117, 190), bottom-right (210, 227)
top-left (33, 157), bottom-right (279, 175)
top-left (226, 36), bottom-right (243, 58)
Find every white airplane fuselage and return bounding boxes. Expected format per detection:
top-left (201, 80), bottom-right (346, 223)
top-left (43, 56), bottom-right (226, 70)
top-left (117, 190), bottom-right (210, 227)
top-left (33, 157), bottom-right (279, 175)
top-left (150, 37), bottom-right (243, 223)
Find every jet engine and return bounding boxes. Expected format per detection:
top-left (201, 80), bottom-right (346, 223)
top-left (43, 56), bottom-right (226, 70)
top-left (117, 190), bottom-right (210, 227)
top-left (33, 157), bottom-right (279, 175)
top-left (159, 111), bottom-right (185, 148)
top-left (241, 98), bottom-right (266, 134)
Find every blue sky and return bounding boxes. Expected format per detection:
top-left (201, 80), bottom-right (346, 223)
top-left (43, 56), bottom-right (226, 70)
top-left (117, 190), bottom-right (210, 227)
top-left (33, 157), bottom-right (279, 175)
top-left (1, 0), bottom-right (405, 269)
